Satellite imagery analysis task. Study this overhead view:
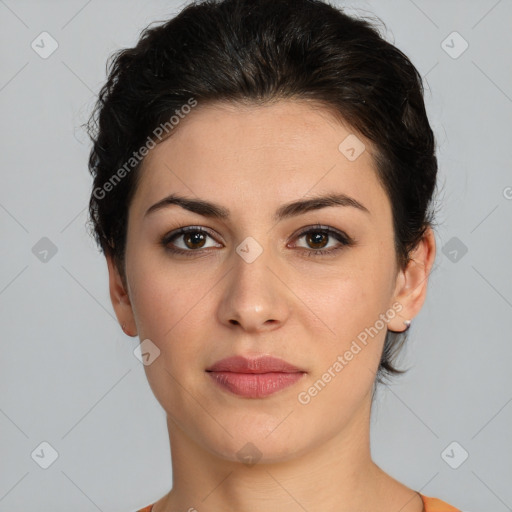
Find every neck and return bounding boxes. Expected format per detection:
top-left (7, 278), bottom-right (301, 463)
top-left (155, 394), bottom-right (422, 512)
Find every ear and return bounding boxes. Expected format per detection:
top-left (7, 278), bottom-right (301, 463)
top-left (387, 226), bottom-right (436, 332)
top-left (106, 253), bottom-right (137, 337)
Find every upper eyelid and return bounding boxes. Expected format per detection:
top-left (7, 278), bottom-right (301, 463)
top-left (291, 226), bottom-right (353, 247)
top-left (165, 226), bottom-right (221, 245)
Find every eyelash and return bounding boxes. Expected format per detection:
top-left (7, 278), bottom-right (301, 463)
top-left (160, 224), bottom-right (355, 258)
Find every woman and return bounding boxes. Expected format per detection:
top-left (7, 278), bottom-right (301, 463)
top-left (87, 0), bottom-right (460, 510)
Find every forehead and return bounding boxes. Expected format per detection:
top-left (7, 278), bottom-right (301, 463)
top-left (129, 100), bottom-right (388, 222)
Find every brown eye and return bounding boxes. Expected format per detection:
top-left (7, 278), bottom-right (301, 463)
top-left (292, 225), bottom-right (354, 257)
top-left (161, 226), bottom-right (222, 254)
top-left (183, 231), bottom-right (207, 249)
top-left (305, 231), bottom-right (329, 249)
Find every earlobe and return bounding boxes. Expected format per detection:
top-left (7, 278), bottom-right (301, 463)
top-left (106, 254), bottom-right (138, 337)
top-left (387, 227), bottom-right (436, 332)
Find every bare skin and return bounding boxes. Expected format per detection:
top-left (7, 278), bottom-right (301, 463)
top-left (106, 99), bottom-right (435, 512)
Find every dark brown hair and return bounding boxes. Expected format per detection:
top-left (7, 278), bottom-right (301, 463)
top-left (86, 0), bottom-right (438, 383)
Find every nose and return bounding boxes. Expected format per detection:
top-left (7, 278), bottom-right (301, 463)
top-left (217, 241), bottom-right (291, 333)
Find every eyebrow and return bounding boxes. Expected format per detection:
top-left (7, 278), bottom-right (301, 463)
top-left (144, 192), bottom-right (370, 221)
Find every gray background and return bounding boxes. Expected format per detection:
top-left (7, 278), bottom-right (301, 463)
top-left (1, 0), bottom-right (511, 510)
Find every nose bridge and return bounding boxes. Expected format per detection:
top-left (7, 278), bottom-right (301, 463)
top-left (218, 234), bottom-right (288, 330)
top-left (232, 234), bottom-right (276, 305)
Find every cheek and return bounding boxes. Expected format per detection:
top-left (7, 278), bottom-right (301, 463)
top-left (128, 261), bottom-right (212, 407)
top-left (302, 252), bottom-right (395, 384)
top-left (311, 255), bottom-right (394, 336)
top-left (127, 252), bottom-right (210, 350)
top-left (293, 278), bottom-right (389, 422)
top-left (321, 280), bottom-right (387, 367)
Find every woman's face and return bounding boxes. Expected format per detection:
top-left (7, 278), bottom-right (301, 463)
top-left (111, 100), bottom-right (415, 463)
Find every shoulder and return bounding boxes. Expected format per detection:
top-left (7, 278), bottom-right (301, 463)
top-left (420, 494), bottom-right (461, 511)
top-left (135, 506), bottom-right (153, 512)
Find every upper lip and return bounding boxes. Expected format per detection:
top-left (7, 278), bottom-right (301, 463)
top-left (206, 355), bottom-right (305, 373)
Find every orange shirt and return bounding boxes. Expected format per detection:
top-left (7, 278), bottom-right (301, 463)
top-left (136, 493), bottom-right (460, 511)
top-left (420, 493), bottom-right (461, 511)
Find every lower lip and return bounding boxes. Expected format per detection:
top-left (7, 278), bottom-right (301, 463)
top-left (207, 371), bottom-right (306, 398)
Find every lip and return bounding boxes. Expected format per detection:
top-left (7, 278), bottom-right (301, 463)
top-left (206, 355), bottom-right (306, 398)
top-left (206, 355), bottom-right (304, 373)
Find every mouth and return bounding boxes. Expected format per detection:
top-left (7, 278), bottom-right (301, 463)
top-left (205, 355), bottom-right (306, 398)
